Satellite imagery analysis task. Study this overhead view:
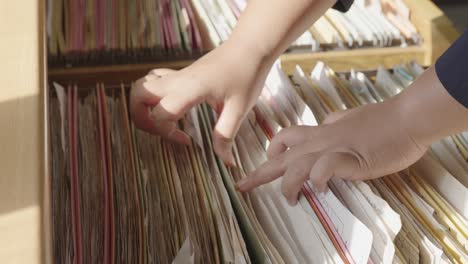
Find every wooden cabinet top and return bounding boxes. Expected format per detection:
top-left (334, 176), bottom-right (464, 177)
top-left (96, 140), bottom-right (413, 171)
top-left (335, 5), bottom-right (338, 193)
top-left (0, 1), bottom-right (47, 263)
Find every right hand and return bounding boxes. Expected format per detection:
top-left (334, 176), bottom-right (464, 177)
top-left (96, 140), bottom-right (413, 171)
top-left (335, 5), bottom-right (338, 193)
top-left (236, 101), bottom-right (429, 205)
top-left (130, 42), bottom-right (269, 165)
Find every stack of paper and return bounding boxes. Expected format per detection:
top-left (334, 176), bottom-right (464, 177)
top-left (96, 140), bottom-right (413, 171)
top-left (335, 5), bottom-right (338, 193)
top-left (47, 0), bottom-right (203, 66)
top-left (47, 0), bottom-right (421, 67)
top-left (183, 0), bottom-right (421, 50)
top-left (288, 60), bottom-right (467, 263)
top-left (49, 60), bottom-right (467, 264)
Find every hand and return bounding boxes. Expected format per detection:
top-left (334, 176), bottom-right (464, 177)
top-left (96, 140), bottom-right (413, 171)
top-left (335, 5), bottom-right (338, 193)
top-left (236, 100), bottom-right (428, 205)
top-left (130, 41), bottom-right (268, 165)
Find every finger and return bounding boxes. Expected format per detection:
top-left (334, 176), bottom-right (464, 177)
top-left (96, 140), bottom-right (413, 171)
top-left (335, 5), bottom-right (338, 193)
top-left (308, 152), bottom-right (361, 192)
top-left (146, 118), bottom-right (191, 145)
top-left (267, 126), bottom-right (312, 159)
top-left (281, 153), bottom-right (318, 205)
top-left (149, 68), bottom-right (176, 77)
top-left (267, 125), bottom-right (334, 160)
top-left (150, 93), bottom-right (202, 123)
top-left (129, 104), bottom-right (189, 145)
top-left (143, 74), bottom-right (158, 82)
top-left (236, 155), bottom-right (286, 192)
top-left (149, 95), bottom-right (201, 145)
top-left (135, 74), bottom-right (159, 89)
top-left (130, 101), bottom-right (154, 132)
top-left (208, 100), bottom-right (223, 116)
top-left (130, 79), bottom-right (165, 131)
top-left (167, 128), bottom-right (191, 145)
top-left (213, 99), bottom-right (247, 166)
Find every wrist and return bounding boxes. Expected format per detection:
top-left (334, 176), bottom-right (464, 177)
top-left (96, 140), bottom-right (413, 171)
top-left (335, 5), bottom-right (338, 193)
top-left (217, 38), bottom-right (276, 88)
top-left (391, 71), bottom-right (436, 148)
top-left (224, 34), bottom-right (276, 68)
top-left (389, 93), bottom-right (429, 152)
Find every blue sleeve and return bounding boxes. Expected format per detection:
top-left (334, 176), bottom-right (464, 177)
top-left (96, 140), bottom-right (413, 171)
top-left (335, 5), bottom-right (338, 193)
top-left (333, 0), bottom-right (353, 12)
top-left (435, 31), bottom-right (468, 108)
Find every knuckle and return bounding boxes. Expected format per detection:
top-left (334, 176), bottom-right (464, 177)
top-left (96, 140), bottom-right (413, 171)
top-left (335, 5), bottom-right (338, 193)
top-left (153, 102), bottom-right (181, 121)
top-left (275, 127), bottom-right (291, 141)
top-left (278, 125), bottom-right (299, 138)
top-left (135, 77), bottom-right (145, 86)
top-left (346, 149), bottom-right (370, 178)
top-left (269, 136), bottom-right (284, 149)
top-left (276, 127), bottom-right (289, 139)
top-left (142, 80), bottom-right (152, 91)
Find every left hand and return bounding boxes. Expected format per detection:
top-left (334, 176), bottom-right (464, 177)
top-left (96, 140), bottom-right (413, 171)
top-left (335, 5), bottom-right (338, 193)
top-left (130, 40), bottom-right (268, 165)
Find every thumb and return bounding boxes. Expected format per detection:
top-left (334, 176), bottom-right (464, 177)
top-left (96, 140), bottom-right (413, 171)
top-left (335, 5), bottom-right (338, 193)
top-left (150, 93), bottom-right (200, 123)
top-left (309, 152), bottom-right (363, 192)
top-left (149, 94), bottom-right (202, 145)
top-left (213, 99), bottom-right (247, 166)
top-left (149, 68), bottom-right (176, 77)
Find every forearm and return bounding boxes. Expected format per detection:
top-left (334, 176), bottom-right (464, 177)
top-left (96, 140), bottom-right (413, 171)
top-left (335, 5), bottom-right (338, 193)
top-left (394, 32), bottom-right (468, 146)
top-left (226, 0), bottom-right (336, 65)
top-left (395, 67), bottom-right (468, 147)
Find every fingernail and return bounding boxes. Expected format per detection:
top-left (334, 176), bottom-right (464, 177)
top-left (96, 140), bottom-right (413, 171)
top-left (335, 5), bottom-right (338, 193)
top-left (236, 178), bottom-right (248, 192)
top-left (225, 152), bottom-right (236, 167)
top-left (182, 133), bottom-right (192, 146)
top-left (287, 199), bottom-right (297, 206)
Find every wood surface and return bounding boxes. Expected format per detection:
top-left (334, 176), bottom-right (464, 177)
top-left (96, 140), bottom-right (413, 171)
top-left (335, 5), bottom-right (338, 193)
top-left (48, 60), bottom-right (195, 86)
top-left (404, 0), bottom-right (459, 64)
top-left (280, 46), bottom-right (426, 74)
top-left (0, 0), bottom-right (47, 263)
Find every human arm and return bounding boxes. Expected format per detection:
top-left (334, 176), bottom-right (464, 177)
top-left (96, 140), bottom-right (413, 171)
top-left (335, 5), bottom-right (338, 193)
top-left (130, 0), bottom-right (339, 165)
top-left (236, 31), bottom-right (468, 205)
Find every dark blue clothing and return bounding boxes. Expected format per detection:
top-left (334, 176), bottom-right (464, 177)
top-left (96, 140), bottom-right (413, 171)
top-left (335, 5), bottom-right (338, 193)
top-left (435, 31), bottom-right (468, 108)
top-left (333, 0), bottom-right (354, 12)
